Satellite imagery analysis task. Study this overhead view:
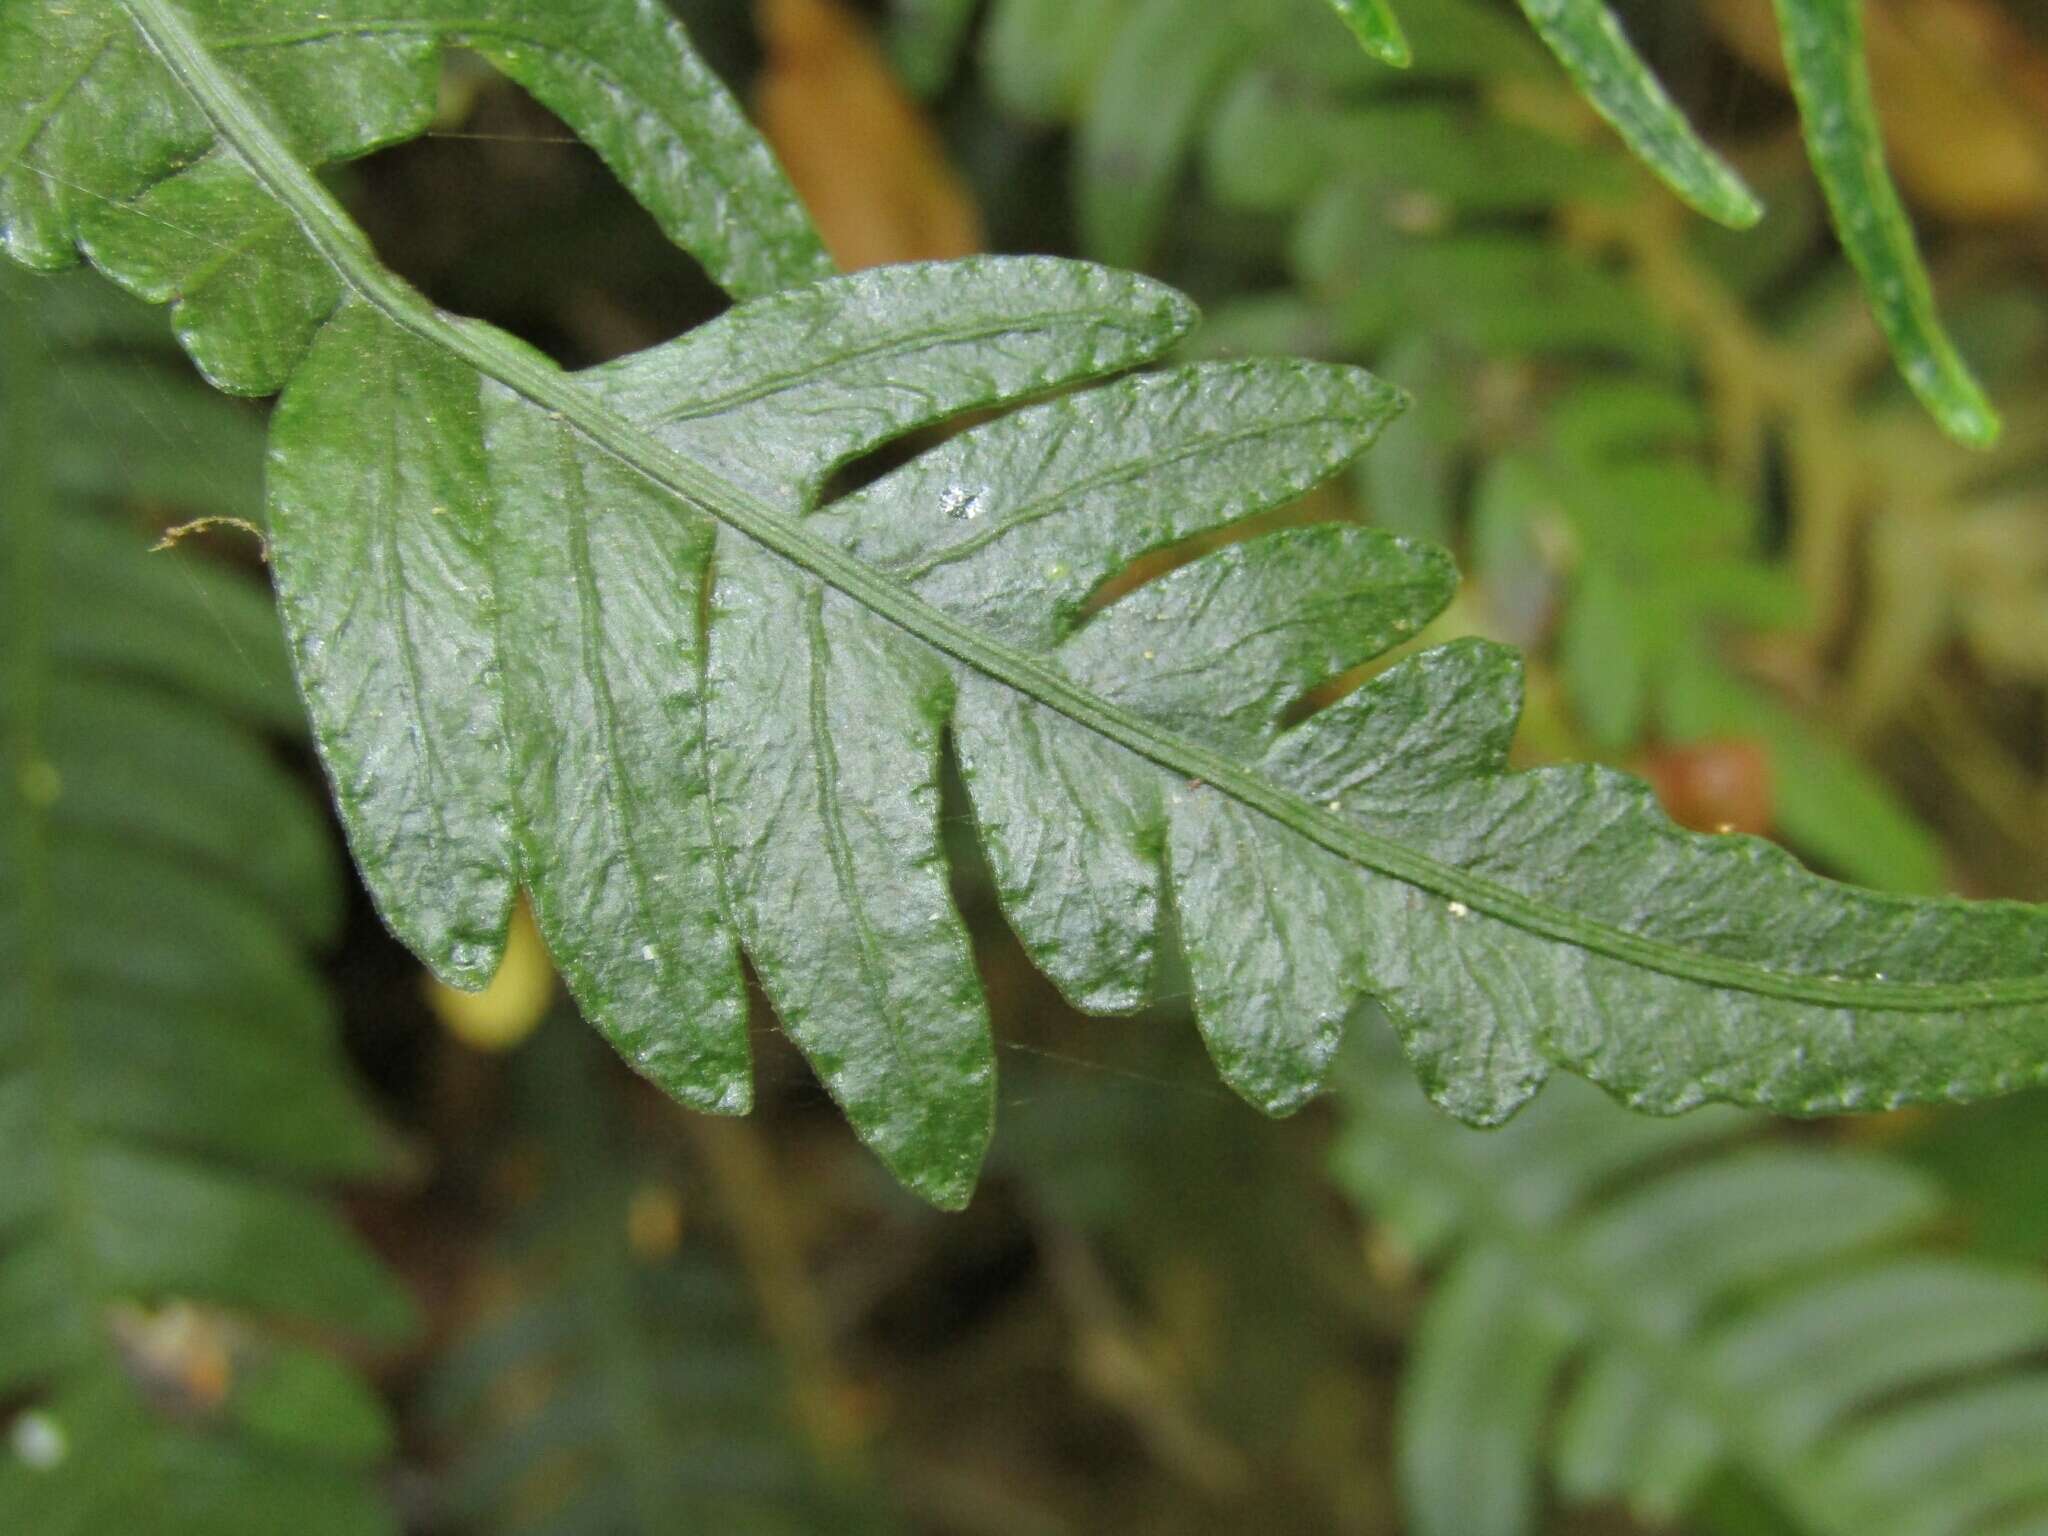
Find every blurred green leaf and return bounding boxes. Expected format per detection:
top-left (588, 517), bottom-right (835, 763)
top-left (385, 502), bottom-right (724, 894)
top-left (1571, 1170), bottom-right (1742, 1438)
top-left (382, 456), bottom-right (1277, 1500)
top-left (1770, 0), bottom-right (2000, 446)
top-left (1335, 1022), bottom-right (2048, 1536)
top-left (1289, 0), bottom-right (1996, 444)
top-left (0, 272), bottom-right (409, 1536)
top-left (887, 0), bottom-right (981, 95)
top-left (428, 1023), bottom-right (899, 1535)
top-left (1078, 0), bottom-right (1257, 266)
top-left (1326, 0), bottom-right (1412, 66)
top-left (983, 0), bottom-right (1138, 118)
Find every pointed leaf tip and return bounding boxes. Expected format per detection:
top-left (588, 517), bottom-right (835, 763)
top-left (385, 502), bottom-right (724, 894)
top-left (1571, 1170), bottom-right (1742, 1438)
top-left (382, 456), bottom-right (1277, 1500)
top-left (1327, 0), bottom-right (1414, 68)
top-left (1515, 0), bottom-right (1762, 230)
top-left (1768, 0), bottom-right (2001, 447)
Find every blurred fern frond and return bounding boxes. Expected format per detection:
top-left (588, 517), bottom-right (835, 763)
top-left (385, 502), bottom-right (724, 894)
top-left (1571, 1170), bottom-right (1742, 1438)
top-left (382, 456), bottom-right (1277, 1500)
top-left (964, 0), bottom-right (1999, 441)
top-left (426, 1021), bottom-right (899, 1535)
top-left (1596, 179), bottom-right (2048, 888)
top-left (1464, 371), bottom-right (1959, 894)
top-left (0, 272), bottom-right (414, 1534)
top-left (1333, 1023), bottom-right (2048, 1536)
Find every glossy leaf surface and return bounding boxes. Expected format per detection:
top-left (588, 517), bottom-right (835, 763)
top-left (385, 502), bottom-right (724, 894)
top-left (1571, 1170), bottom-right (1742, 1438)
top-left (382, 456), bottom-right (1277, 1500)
top-left (4, 0), bottom-right (2047, 1210)
top-left (1327, 0), bottom-right (1412, 66)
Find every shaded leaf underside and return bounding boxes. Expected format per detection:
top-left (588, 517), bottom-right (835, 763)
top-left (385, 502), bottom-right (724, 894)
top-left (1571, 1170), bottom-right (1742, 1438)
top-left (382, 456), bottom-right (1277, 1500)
top-left (5, 0), bottom-right (2046, 1207)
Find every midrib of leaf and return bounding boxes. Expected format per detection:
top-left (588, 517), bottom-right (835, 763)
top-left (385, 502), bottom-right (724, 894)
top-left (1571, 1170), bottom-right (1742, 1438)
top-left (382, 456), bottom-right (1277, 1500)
top-left (209, 15), bottom-right (777, 254)
top-left (1, 288), bottom-right (101, 1348)
top-left (121, 0), bottom-right (2047, 1017)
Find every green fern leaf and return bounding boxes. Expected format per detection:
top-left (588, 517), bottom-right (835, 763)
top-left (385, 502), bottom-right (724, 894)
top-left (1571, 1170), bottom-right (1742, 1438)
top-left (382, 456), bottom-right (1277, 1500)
top-left (6, 0), bottom-right (2048, 1210)
top-left (1767, 0), bottom-right (2001, 446)
top-left (0, 273), bottom-right (412, 1533)
top-left (1334, 1022), bottom-right (2048, 1536)
top-left (1, 0), bottom-right (829, 393)
top-left (1506, 0), bottom-right (1762, 229)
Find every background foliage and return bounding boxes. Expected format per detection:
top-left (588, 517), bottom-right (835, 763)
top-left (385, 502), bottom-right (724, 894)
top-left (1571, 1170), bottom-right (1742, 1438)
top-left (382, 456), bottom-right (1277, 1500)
top-left (4, 0), bottom-right (2048, 1531)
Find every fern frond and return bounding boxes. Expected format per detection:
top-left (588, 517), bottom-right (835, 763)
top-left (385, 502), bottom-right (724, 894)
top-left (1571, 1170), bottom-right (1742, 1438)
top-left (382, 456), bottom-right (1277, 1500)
top-left (5, 0), bottom-right (2046, 1210)
top-left (1333, 1022), bottom-right (2048, 1536)
top-left (0, 272), bottom-right (412, 1533)
top-left (1320, 0), bottom-right (1994, 442)
top-left (426, 1023), bottom-right (898, 1535)
top-left (1, 0), bottom-right (830, 391)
